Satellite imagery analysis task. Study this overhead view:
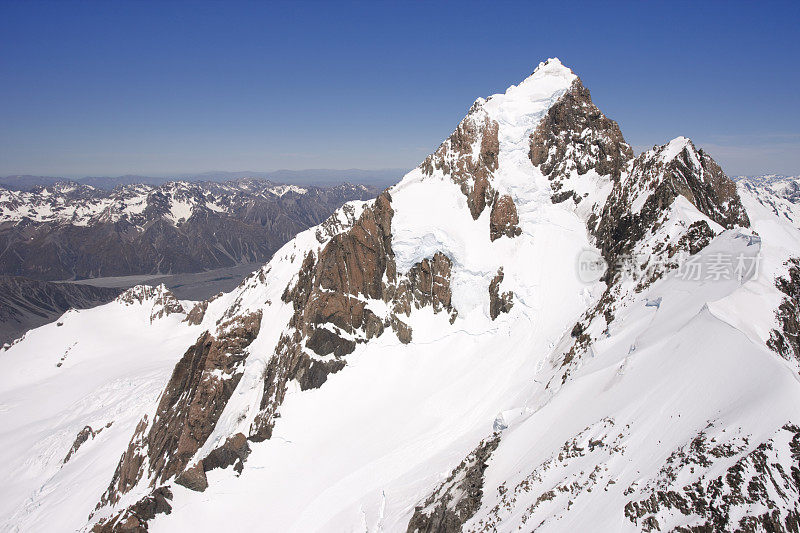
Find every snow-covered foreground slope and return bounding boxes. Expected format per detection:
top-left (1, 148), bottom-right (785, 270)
top-left (1, 59), bottom-right (799, 532)
top-left (0, 286), bottom-right (199, 531)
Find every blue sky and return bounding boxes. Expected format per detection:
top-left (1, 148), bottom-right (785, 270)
top-left (1, 0), bottom-right (798, 177)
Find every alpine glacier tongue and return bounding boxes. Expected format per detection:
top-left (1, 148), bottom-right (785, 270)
top-left (1, 59), bottom-right (799, 533)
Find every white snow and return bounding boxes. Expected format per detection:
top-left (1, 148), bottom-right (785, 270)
top-left (0, 291), bottom-right (198, 532)
top-left (269, 184), bottom-right (308, 197)
top-left (659, 135), bottom-right (692, 163)
top-left (166, 198), bottom-right (194, 223)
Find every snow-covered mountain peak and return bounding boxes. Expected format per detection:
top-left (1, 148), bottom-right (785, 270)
top-left (658, 135), bottom-right (694, 162)
top-left (481, 57), bottom-right (576, 136)
top-left (4, 60), bottom-right (800, 533)
top-left (531, 56), bottom-right (570, 76)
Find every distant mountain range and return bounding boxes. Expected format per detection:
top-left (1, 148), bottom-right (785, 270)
top-left (0, 168), bottom-right (408, 191)
top-left (0, 178), bottom-right (378, 280)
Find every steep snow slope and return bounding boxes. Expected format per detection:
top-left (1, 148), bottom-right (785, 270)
top-left (463, 232), bottom-right (800, 531)
top-left (0, 286), bottom-right (197, 532)
top-left (1, 59), bottom-right (798, 533)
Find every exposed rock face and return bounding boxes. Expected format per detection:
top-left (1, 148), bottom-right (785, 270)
top-left (250, 193), bottom-right (456, 442)
top-left (407, 436), bottom-right (500, 533)
top-left (529, 78), bottom-right (633, 203)
top-left (489, 195), bottom-right (522, 241)
top-left (116, 285), bottom-right (185, 323)
top-left (99, 311), bottom-right (262, 506)
top-left (248, 332), bottom-right (347, 443)
top-left (586, 140), bottom-right (750, 323)
top-left (175, 433), bottom-right (251, 492)
top-left (63, 425), bottom-right (112, 463)
top-left (0, 276), bottom-right (122, 345)
top-left (393, 252), bottom-right (455, 316)
top-left (183, 300), bottom-right (208, 326)
top-left (92, 487), bottom-right (173, 533)
top-left (278, 192), bottom-right (395, 361)
top-left (420, 104), bottom-right (500, 220)
top-left (596, 140), bottom-right (748, 282)
top-left (768, 258), bottom-right (800, 373)
top-left (488, 269), bottom-right (513, 320)
top-left (554, 142), bottom-right (753, 383)
top-left (202, 432), bottom-right (250, 473)
top-left (0, 180), bottom-right (377, 280)
top-left (624, 424), bottom-right (800, 532)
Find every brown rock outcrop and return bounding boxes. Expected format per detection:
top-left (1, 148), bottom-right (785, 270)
top-left (768, 258), bottom-right (800, 373)
top-left (183, 300), bottom-right (208, 325)
top-left (174, 463), bottom-right (208, 492)
top-left (282, 192), bottom-right (395, 359)
top-left (594, 139), bottom-right (750, 291)
top-left (421, 106), bottom-right (500, 220)
top-left (63, 426), bottom-right (95, 464)
top-left (99, 311), bottom-right (262, 506)
top-left (250, 193), bottom-right (457, 442)
top-left (406, 436), bottom-right (500, 533)
top-left (392, 252), bottom-right (455, 315)
top-left (489, 195), bottom-right (522, 241)
top-left (175, 432), bottom-right (251, 492)
top-left (248, 194), bottom-right (397, 441)
top-left (529, 78), bottom-right (633, 204)
top-left (92, 487), bottom-right (173, 533)
top-left (558, 139), bottom-right (752, 385)
top-left (489, 268), bottom-right (514, 320)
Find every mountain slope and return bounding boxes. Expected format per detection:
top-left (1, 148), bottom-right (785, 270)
top-left (0, 276), bottom-right (122, 345)
top-left (1, 59), bottom-right (798, 533)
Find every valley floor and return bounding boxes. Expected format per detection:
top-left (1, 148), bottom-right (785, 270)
top-left (69, 262), bottom-right (264, 301)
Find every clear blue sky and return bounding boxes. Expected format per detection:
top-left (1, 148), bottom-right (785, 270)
top-left (1, 0), bottom-right (798, 177)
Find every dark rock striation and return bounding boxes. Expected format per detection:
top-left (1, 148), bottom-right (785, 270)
top-left (489, 195), bottom-right (522, 241)
top-left (529, 78), bottom-right (633, 204)
top-left (768, 258), bottom-right (800, 373)
top-left (488, 268), bottom-right (513, 320)
top-left (407, 436), bottom-right (500, 533)
top-left (99, 311), bottom-right (262, 506)
top-left (624, 424), bottom-right (800, 532)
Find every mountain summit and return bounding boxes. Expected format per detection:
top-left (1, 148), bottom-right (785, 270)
top-left (2, 60), bottom-right (799, 532)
